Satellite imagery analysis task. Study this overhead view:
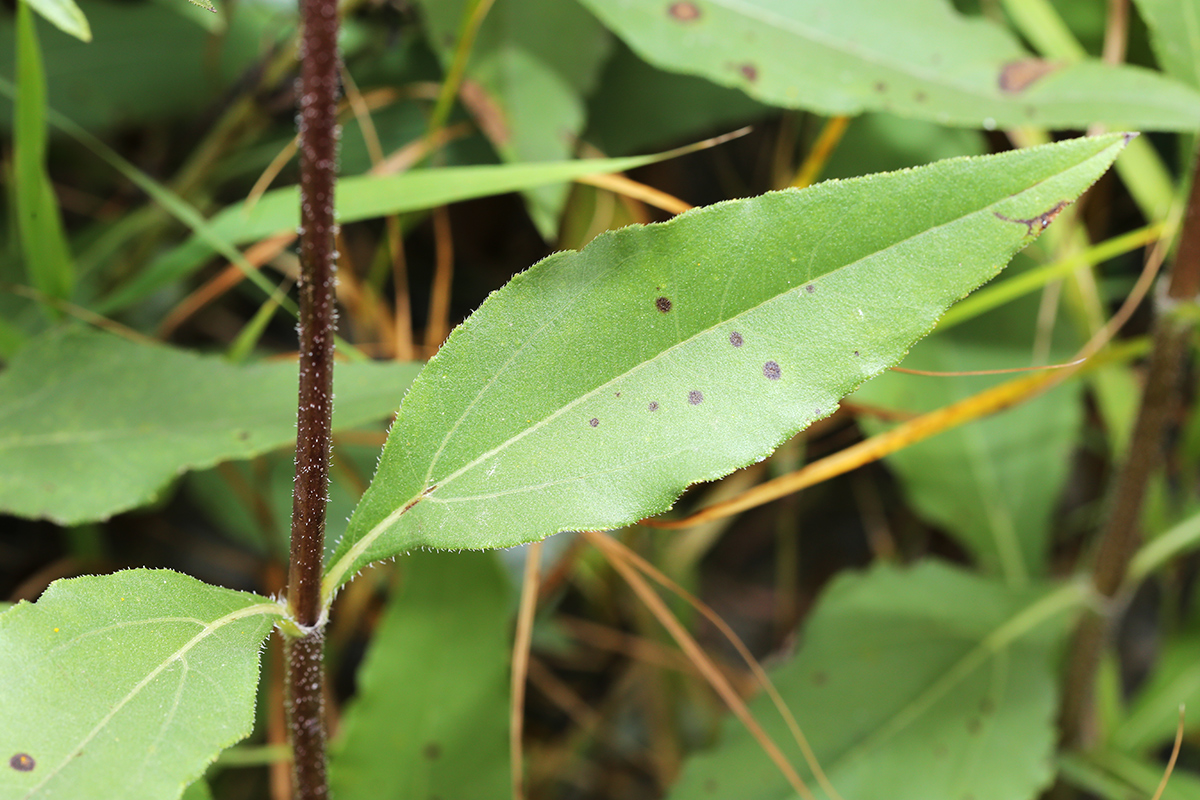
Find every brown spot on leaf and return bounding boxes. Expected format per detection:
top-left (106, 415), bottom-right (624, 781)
top-left (812, 671), bottom-right (828, 686)
top-left (806, 284), bottom-right (815, 294)
top-left (589, 418), bottom-right (599, 427)
top-left (704, 778), bottom-right (719, 793)
top-left (853, 350), bottom-right (861, 357)
top-left (998, 59), bottom-right (1062, 93)
top-left (656, 296), bottom-right (672, 313)
top-left (763, 361), bottom-right (781, 380)
top-left (9, 753), bottom-right (34, 772)
top-left (423, 742), bottom-right (442, 760)
top-left (648, 401), bottom-right (659, 411)
top-left (688, 390), bottom-right (704, 405)
top-left (980, 698), bottom-right (995, 714)
top-left (914, 91), bottom-right (927, 102)
top-left (739, 63), bottom-right (758, 81)
top-left (668, 1), bottom-right (701, 21)
top-left (994, 200), bottom-right (1070, 235)
top-left (967, 718), bottom-right (982, 735)
top-left (874, 81), bottom-right (887, 92)
top-left (729, 331), bottom-right (743, 347)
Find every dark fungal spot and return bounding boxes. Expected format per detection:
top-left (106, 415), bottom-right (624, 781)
top-left (853, 350), bottom-right (860, 357)
top-left (668, 1), bottom-right (701, 21)
top-left (999, 58), bottom-right (1062, 93)
top-left (423, 742), bottom-right (442, 760)
top-left (648, 401), bottom-right (659, 412)
top-left (688, 390), bottom-right (704, 405)
top-left (874, 81), bottom-right (887, 92)
top-left (237, 430), bottom-right (250, 441)
top-left (615, 392), bottom-right (621, 397)
top-left (763, 361), bottom-right (781, 380)
top-left (914, 90), bottom-right (928, 102)
top-left (805, 284), bottom-right (815, 294)
top-left (655, 296), bottom-right (672, 313)
top-left (739, 63), bottom-right (758, 81)
top-left (589, 418), bottom-right (599, 427)
top-left (10, 753), bottom-right (34, 772)
top-left (729, 331), bottom-right (743, 347)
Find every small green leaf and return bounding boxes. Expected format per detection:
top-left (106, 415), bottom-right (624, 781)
top-left (0, 569), bottom-right (281, 800)
top-left (327, 133), bottom-right (1128, 592)
top-left (330, 551), bottom-right (511, 799)
top-left (0, 328), bottom-right (422, 525)
top-left (102, 151), bottom-right (695, 314)
top-left (577, 0), bottom-right (1200, 131)
top-left (417, 0), bottom-right (612, 236)
top-left (667, 562), bottom-right (1080, 800)
top-left (14, 0), bottom-right (75, 308)
top-left (1132, 0), bottom-right (1200, 89)
top-left (24, 0), bottom-right (90, 41)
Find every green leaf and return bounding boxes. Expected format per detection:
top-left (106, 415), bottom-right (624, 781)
top-left (101, 150), bottom-right (695, 314)
top-left (576, 0), bottom-right (1200, 131)
top-left (667, 561), bottom-right (1079, 800)
top-left (1132, 0), bottom-right (1200, 89)
top-left (0, 327), bottom-right (422, 525)
top-left (181, 779), bottom-right (214, 800)
top-left (14, 0), bottom-right (74, 307)
top-left (1111, 634), bottom-right (1200, 752)
top-left (852, 279), bottom-right (1081, 584)
top-left (417, 0), bottom-right (612, 236)
top-left (0, 569), bottom-right (281, 800)
top-left (325, 133), bottom-right (1128, 593)
top-left (24, 0), bottom-right (90, 41)
top-left (330, 551), bottom-right (511, 799)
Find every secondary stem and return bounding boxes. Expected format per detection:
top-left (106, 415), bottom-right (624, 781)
top-left (285, 0), bottom-right (340, 791)
top-left (1060, 145), bottom-right (1200, 748)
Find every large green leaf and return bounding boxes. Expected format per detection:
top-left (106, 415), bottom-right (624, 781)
top-left (667, 561), bottom-right (1079, 800)
top-left (416, 0), bottom-right (612, 236)
top-left (0, 569), bottom-right (281, 800)
top-left (325, 133), bottom-right (1128, 593)
top-left (102, 150), bottom-right (695, 314)
top-left (852, 279), bottom-right (1081, 584)
top-left (1132, 0), bottom-right (1200, 89)
top-left (576, 0), bottom-right (1200, 131)
top-left (14, 0), bottom-right (74, 306)
top-left (0, 328), bottom-right (421, 525)
top-left (330, 551), bottom-right (511, 799)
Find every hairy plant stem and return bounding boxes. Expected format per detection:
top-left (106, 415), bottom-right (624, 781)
top-left (1059, 146), bottom-right (1200, 749)
top-left (285, 0), bottom-right (340, 791)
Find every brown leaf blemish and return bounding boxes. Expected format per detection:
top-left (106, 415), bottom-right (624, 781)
top-left (424, 742), bottom-right (442, 760)
top-left (688, 390), bottom-right (704, 405)
top-left (655, 296), bottom-right (672, 313)
top-left (805, 284), bottom-right (815, 294)
top-left (648, 401), bottom-right (659, 412)
top-left (914, 90), bottom-right (927, 103)
top-left (402, 485), bottom-right (436, 514)
top-left (668, 1), bottom-right (701, 21)
top-left (729, 331), bottom-right (743, 347)
top-left (739, 63), bottom-right (758, 82)
top-left (874, 81), bottom-right (887, 92)
top-left (589, 418), bottom-right (599, 427)
top-left (763, 361), bottom-right (781, 380)
top-left (998, 58), bottom-right (1062, 93)
top-left (993, 200), bottom-right (1070, 235)
top-left (9, 753), bottom-right (34, 772)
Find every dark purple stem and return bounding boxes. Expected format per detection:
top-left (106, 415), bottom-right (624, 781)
top-left (285, 0), bottom-right (340, 791)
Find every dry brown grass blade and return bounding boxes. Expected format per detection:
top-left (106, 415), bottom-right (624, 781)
top-left (511, 541), bottom-right (542, 800)
top-left (593, 532), bottom-right (845, 800)
top-left (1149, 705), bottom-right (1185, 800)
top-left (573, 173), bottom-right (693, 216)
top-left (425, 206), bottom-right (455, 352)
top-left (791, 115), bottom-right (850, 189)
top-left (643, 368), bottom-right (1068, 529)
top-left (583, 531), bottom-right (817, 800)
top-left (2, 283), bottom-right (155, 345)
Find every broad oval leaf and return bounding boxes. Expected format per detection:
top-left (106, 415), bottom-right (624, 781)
top-left (0, 328), bottom-right (421, 525)
top-left (330, 552), bottom-right (511, 800)
top-left (325, 134), bottom-right (1128, 594)
top-left (576, 0), bottom-right (1200, 131)
top-left (666, 561), bottom-right (1077, 800)
top-left (0, 570), bottom-right (281, 800)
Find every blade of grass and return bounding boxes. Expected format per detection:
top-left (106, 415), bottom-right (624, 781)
top-left (14, 0), bottom-right (74, 313)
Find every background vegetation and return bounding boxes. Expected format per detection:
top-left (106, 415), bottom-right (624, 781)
top-left (3, 1), bottom-right (1200, 799)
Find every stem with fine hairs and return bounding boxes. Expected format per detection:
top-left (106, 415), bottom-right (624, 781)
top-left (284, 0), bottom-right (340, 792)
